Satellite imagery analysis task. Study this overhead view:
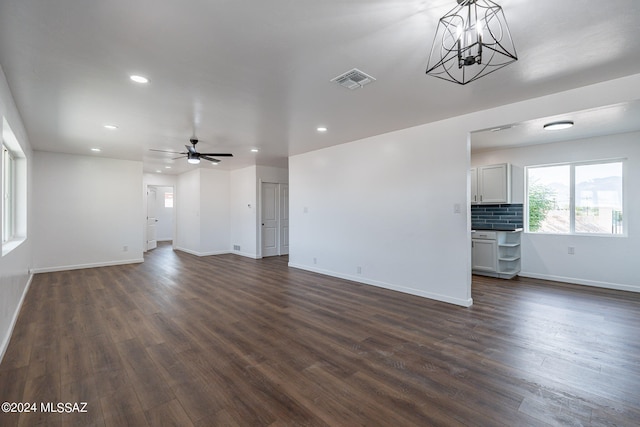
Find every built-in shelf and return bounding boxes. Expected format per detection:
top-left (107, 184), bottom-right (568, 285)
top-left (498, 242), bottom-right (520, 248)
top-left (472, 229), bottom-right (522, 279)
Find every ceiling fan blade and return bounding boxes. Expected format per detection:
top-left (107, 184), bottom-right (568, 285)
top-left (172, 155), bottom-right (187, 160)
top-left (150, 149), bottom-right (184, 154)
top-left (199, 153), bottom-right (233, 157)
top-left (200, 155), bottom-right (220, 163)
top-left (185, 144), bottom-right (197, 154)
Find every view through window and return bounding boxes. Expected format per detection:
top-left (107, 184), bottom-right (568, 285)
top-left (526, 160), bottom-right (624, 235)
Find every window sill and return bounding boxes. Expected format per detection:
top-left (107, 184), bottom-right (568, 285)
top-left (2, 237), bottom-right (26, 256)
top-left (525, 232), bottom-right (627, 238)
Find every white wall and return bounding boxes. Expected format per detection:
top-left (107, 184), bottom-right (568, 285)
top-left (257, 165), bottom-right (289, 184)
top-left (32, 152), bottom-right (144, 272)
top-left (175, 169), bottom-right (201, 253)
top-left (0, 66), bottom-right (33, 362)
top-left (289, 73), bottom-right (640, 307)
top-left (175, 168), bottom-right (230, 256)
top-left (200, 168), bottom-right (231, 255)
top-left (230, 166), bottom-right (259, 257)
top-left (472, 132), bottom-right (640, 292)
top-left (290, 119), bottom-right (472, 306)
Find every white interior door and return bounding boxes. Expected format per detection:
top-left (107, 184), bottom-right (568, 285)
top-left (147, 187), bottom-right (158, 250)
top-left (261, 182), bottom-right (279, 257)
top-left (280, 184), bottom-right (289, 255)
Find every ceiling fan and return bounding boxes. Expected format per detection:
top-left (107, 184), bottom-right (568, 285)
top-left (150, 137), bottom-right (233, 164)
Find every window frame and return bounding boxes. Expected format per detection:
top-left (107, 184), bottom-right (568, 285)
top-left (524, 158), bottom-right (626, 237)
top-left (2, 143), bottom-right (15, 244)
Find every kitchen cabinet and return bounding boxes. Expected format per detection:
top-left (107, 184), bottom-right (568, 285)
top-left (471, 163), bottom-right (511, 204)
top-left (472, 229), bottom-right (521, 279)
top-left (471, 232), bottom-right (497, 272)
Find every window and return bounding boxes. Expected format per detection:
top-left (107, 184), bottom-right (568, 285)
top-left (2, 118), bottom-right (27, 255)
top-left (2, 143), bottom-right (14, 243)
top-left (164, 192), bottom-right (174, 208)
top-left (526, 160), bottom-right (624, 235)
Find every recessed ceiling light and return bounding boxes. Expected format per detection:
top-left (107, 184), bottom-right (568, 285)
top-left (130, 75), bottom-right (149, 84)
top-left (155, 170), bottom-right (162, 173)
top-left (543, 120), bottom-right (574, 131)
top-left (103, 124), bottom-right (118, 130)
top-left (165, 166), bottom-right (171, 169)
top-left (317, 127), bottom-right (328, 132)
top-left (251, 148), bottom-right (259, 153)
top-left (91, 148), bottom-right (101, 152)
top-left (211, 162), bottom-right (219, 166)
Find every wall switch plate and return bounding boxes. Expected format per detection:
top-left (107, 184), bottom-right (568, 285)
top-left (568, 247), bottom-right (575, 255)
top-left (453, 203), bottom-right (461, 214)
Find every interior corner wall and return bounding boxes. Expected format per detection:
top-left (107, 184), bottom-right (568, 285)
top-left (472, 131), bottom-right (640, 292)
top-left (175, 168), bottom-right (231, 256)
top-left (32, 152), bottom-right (144, 272)
top-left (0, 65), bottom-right (33, 363)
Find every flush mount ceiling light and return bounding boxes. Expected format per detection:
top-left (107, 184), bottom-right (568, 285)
top-left (426, 0), bottom-right (518, 85)
top-left (317, 127), bottom-right (328, 132)
top-left (130, 75), bottom-right (149, 84)
top-left (103, 124), bottom-right (118, 130)
top-left (543, 120), bottom-right (574, 131)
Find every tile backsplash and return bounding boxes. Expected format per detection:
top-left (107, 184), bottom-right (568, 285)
top-left (471, 204), bottom-right (523, 230)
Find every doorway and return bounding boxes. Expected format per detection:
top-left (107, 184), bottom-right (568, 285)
top-left (261, 182), bottom-right (289, 257)
top-left (146, 185), bottom-right (175, 251)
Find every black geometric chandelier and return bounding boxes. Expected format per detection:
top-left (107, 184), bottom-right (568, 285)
top-left (426, 0), bottom-right (517, 85)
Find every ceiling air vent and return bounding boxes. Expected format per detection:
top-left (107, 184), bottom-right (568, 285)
top-left (330, 68), bottom-right (376, 90)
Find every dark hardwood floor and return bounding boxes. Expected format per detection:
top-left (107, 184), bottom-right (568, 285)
top-left (1, 242), bottom-right (639, 426)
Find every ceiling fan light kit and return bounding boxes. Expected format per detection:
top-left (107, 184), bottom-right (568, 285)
top-left (426, 0), bottom-right (518, 85)
top-left (187, 152), bottom-right (200, 164)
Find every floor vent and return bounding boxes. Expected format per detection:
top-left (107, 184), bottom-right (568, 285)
top-left (330, 68), bottom-right (376, 90)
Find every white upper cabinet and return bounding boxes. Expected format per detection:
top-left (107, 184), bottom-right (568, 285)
top-left (471, 163), bottom-right (511, 204)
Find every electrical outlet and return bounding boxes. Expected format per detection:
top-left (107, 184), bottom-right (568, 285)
top-left (357, 266), bottom-right (362, 274)
top-left (568, 246), bottom-right (575, 255)
top-left (123, 245), bottom-right (128, 252)
top-left (313, 257), bottom-right (317, 264)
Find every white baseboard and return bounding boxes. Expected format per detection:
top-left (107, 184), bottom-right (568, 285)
top-left (30, 258), bottom-right (144, 274)
top-left (0, 273), bottom-right (33, 365)
top-left (288, 263), bottom-right (473, 308)
top-left (519, 272), bottom-right (640, 293)
top-left (231, 250), bottom-right (260, 259)
top-left (174, 247), bottom-right (262, 259)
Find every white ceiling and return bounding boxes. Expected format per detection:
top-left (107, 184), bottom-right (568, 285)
top-left (1, 0), bottom-right (640, 174)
